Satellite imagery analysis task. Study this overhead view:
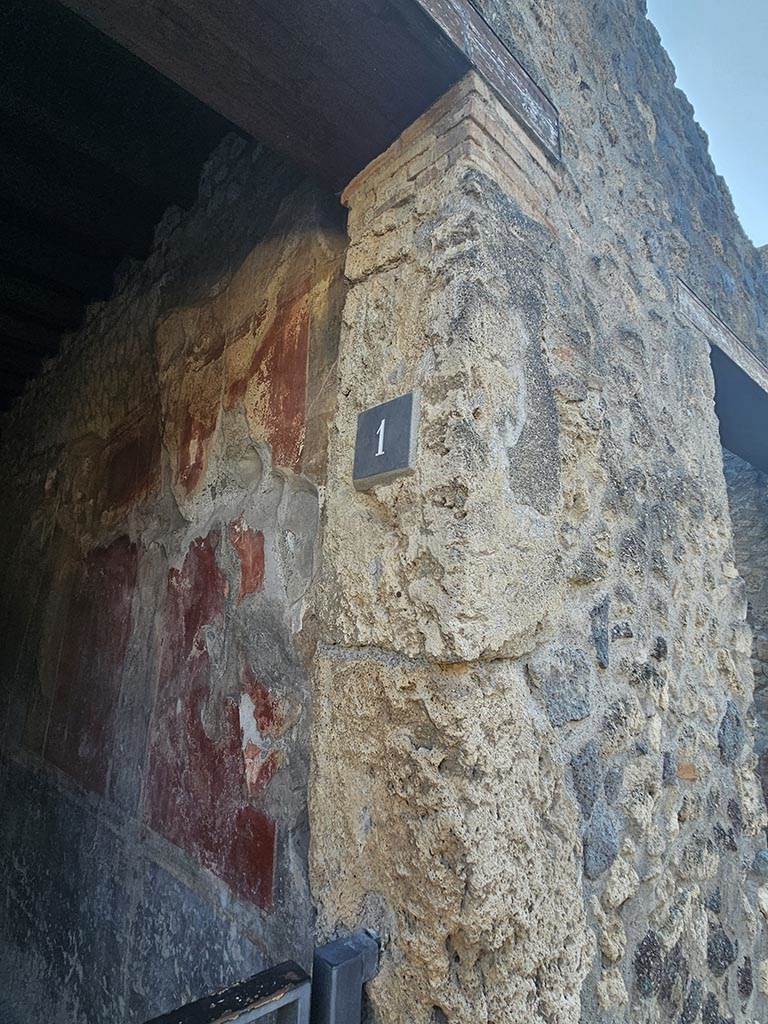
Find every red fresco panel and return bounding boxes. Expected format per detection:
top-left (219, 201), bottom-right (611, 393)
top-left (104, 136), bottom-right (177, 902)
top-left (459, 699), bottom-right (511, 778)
top-left (226, 288), bottom-right (310, 470)
top-left (146, 530), bottom-right (276, 909)
top-left (228, 517), bottom-right (265, 604)
top-left (44, 535), bottom-right (139, 794)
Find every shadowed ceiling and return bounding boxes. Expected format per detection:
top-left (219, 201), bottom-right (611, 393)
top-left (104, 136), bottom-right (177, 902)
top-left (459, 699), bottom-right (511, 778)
top-left (0, 0), bottom-right (234, 411)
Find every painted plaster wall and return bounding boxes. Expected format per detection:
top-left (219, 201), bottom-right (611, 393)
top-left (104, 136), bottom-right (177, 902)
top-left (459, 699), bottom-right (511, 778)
top-left (0, 135), bottom-right (346, 1022)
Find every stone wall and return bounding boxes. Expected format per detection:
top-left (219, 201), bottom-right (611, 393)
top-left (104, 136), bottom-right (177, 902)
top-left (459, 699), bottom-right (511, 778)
top-left (308, 53), bottom-right (768, 1024)
top-left (723, 450), bottom-right (768, 820)
top-left (0, 135), bottom-right (346, 1021)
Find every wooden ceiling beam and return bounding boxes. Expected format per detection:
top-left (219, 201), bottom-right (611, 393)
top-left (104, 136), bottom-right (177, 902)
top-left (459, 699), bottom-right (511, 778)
top-left (57, 0), bottom-right (560, 188)
top-left (0, 332), bottom-right (59, 363)
top-left (0, 349), bottom-right (47, 378)
top-left (3, 0), bottom-right (231, 197)
top-left (0, 368), bottom-right (29, 394)
top-left (0, 108), bottom-right (169, 223)
top-left (57, 0), bottom-right (468, 189)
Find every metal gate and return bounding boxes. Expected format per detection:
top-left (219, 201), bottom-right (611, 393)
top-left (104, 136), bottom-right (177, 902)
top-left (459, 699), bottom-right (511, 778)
top-left (144, 932), bottom-right (379, 1024)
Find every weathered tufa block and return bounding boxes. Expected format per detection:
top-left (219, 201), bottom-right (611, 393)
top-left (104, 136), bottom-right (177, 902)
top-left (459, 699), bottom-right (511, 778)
top-left (318, 74), bottom-right (563, 663)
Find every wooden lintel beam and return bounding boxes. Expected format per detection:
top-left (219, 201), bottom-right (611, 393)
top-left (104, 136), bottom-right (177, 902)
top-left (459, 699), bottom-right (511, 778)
top-left (404, 0), bottom-right (561, 159)
top-left (58, 0), bottom-right (558, 189)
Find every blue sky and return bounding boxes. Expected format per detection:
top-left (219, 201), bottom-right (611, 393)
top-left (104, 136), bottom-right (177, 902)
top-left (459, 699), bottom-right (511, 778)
top-left (646, 0), bottom-right (767, 247)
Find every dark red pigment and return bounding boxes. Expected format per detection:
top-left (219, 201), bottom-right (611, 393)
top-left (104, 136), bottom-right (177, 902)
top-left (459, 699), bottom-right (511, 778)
top-left (44, 535), bottom-right (139, 794)
top-left (146, 530), bottom-right (276, 909)
top-left (228, 517), bottom-right (265, 604)
top-left (177, 405), bottom-right (219, 496)
top-left (226, 287), bottom-right (310, 469)
top-left (104, 413), bottom-right (161, 511)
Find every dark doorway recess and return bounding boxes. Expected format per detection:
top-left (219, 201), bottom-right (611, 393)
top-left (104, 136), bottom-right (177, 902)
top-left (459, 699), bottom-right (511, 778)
top-left (0, 0), bottom-right (234, 411)
top-left (712, 346), bottom-right (768, 476)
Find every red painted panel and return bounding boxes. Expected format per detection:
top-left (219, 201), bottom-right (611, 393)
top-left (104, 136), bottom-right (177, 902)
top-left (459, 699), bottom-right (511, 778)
top-left (228, 517), bottom-right (265, 604)
top-left (177, 405), bottom-right (219, 496)
top-left (226, 289), bottom-right (310, 469)
top-left (104, 414), bottom-right (161, 511)
top-left (146, 530), bottom-right (276, 908)
top-left (44, 535), bottom-right (139, 794)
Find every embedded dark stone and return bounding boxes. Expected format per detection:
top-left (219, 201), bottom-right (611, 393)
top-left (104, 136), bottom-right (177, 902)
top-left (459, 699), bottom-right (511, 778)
top-left (702, 994), bottom-right (720, 1024)
top-left (706, 788), bottom-right (720, 817)
top-left (604, 765), bottom-right (623, 804)
top-left (529, 646), bottom-right (592, 727)
top-left (706, 927), bottom-right (736, 976)
top-left (680, 979), bottom-right (703, 1024)
top-left (652, 636), bottom-right (668, 660)
top-left (584, 802), bottom-right (620, 880)
top-left (705, 888), bottom-right (721, 915)
top-left (611, 620), bottom-right (633, 640)
top-left (663, 751), bottom-right (678, 785)
top-left (634, 930), bottom-right (663, 997)
top-left (633, 660), bottom-right (664, 692)
top-left (737, 956), bottom-right (753, 999)
top-left (571, 740), bottom-right (601, 817)
top-left (750, 850), bottom-right (768, 880)
top-left (726, 799), bottom-right (743, 834)
top-left (591, 595), bottom-right (610, 668)
top-left (660, 942), bottom-right (688, 1006)
top-left (712, 824), bottom-right (738, 854)
top-left (718, 701), bottom-right (744, 766)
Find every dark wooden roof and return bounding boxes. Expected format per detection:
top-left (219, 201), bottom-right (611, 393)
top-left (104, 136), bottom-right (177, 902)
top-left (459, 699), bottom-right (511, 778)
top-left (0, 0), bottom-right (233, 410)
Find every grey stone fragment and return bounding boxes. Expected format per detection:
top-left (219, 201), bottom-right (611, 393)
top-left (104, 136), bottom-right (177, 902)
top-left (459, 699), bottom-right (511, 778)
top-left (659, 941), bottom-right (688, 1005)
top-left (590, 595), bottom-right (610, 669)
top-left (634, 930), bottom-right (663, 997)
top-left (706, 927), bottom-right (736, 976)
top-left (680, 979), bottom-right (702, 1024)
top-left (737, 956), bottom-right (753, 999)
top-left (712, 824), bottom-right (737, 854)
top-left (570, 549), bottom-right (608, 584)
top-left (717, 701), bottom-right (744, 766)
top-left (702, 994), bottom-right (719, 1024)
top-left (611, 620), bottom-right (633, 639)
top-left (702, 993), bottom-right (733, 1024)
top-left (604, 765), bottom-right (623, 804)
top-left (651, 636), bottom-right (668, 660)
top-left (571, 740), bottom-right (601, 817)
top-left (750, 850), bottom-right (768, 880)
top-left (584, 802), bottom-right (619, 880)
top-left (528, 645), bottom-right (592, 727)
top-left (662, 751), bottom-right (677, 785)
top-left (726, 799), bottom-right (742, 833)
top-left (705, 888), bottom-right (721, 915)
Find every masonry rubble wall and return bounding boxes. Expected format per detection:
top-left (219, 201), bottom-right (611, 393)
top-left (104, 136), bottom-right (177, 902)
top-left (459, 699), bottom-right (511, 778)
top-left (308, 55), bottom-right (768, 1024)
top-left (723, 450), bottom-right (768, 818)
top-left (0, 136), bottom-right (347, 1022)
